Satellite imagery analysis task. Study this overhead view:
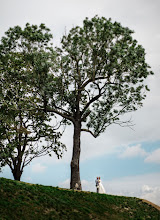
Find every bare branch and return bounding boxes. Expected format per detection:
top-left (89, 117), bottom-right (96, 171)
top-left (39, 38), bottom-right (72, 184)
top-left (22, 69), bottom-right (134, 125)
top-left (114, 117), bottom-right (135, 130)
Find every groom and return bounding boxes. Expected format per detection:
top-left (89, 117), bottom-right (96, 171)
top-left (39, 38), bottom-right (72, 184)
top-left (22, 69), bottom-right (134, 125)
top-left (95, 177), bottom-right (100, 193)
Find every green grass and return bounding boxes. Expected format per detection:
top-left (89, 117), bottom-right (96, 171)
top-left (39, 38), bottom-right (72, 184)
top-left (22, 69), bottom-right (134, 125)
top-left (0, 178), bottom-right (160, 220)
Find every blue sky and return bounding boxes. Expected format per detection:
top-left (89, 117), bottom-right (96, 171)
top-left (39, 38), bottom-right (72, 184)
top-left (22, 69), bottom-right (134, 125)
top-left (0, 0), bottom-right (160, 206)
top-left (81, 142), bottom-right (160, 179)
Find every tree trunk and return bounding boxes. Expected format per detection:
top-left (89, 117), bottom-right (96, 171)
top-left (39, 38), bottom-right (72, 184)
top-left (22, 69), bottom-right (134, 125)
top-left (70, 120), bottom-right (82, 190)
top-left (12, 169), bottom-right (22, 181)
top-left (12, 158), bottom-right (23, 181)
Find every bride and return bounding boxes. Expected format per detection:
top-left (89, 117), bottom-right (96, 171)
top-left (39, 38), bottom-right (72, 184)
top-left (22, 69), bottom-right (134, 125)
top-left (96, 177), bottom-right (106, 194)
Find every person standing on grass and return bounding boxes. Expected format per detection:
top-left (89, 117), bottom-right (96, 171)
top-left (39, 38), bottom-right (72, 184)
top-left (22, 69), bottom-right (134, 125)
top-left (95, 177), bottom-right (100, 193)
top-left (95, 177), bottom-right (106, 194)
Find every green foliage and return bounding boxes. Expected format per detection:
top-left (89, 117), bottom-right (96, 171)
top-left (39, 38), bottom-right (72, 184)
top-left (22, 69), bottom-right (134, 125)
top-left (0, 24), bottom-right (66, 176)
top-left (0, 178), bottom-right (159, 219)
top-left (45, 16), bottom-right (153, 137)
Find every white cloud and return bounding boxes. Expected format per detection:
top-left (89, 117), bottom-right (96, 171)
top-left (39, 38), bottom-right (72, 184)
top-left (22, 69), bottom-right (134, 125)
top-left (118, 144), bottom-right (148, 159)
top-left (144, 148), bottom-right (160, 164)
top-left (104, 173), bottom-right (160, 206)
top-left (142, 185), bottom-right (153, 193)
top-left (59, 179), bottom-right (70, 189)
top-left (22, 176), bottom-right (33, 183)
top-left (141, 185), bottom-right (160, 206)
top-left (31, 163), bottom-right (47, 173)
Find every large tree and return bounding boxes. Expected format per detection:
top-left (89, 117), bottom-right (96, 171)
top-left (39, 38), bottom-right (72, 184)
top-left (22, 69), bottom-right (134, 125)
top-left (41, 16), bottom-right (153, 190)
top-left (0, 24), bottom-right (66, 180)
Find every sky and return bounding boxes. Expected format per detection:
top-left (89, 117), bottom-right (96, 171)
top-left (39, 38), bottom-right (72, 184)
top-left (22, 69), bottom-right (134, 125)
top-left (0, 0), bottom-right (160, 206)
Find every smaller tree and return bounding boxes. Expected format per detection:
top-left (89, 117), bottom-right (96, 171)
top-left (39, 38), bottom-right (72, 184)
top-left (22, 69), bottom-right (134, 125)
top-left (0, 23), bottom-right (66, 180)
top-left (0, 109), bottom-right (65, 181)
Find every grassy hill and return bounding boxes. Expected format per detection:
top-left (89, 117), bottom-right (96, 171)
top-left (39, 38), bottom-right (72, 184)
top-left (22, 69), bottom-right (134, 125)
top-left (0, 178), bottom-right (159, 220)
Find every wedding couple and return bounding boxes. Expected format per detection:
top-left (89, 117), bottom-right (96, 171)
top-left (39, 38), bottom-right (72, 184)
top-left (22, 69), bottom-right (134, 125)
top-left (95, 177), bottom-right (106, 194)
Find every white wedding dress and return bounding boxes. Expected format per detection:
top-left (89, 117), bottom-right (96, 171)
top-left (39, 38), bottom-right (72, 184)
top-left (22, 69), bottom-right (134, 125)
top-left (98, 180), bottom-right (106, 194)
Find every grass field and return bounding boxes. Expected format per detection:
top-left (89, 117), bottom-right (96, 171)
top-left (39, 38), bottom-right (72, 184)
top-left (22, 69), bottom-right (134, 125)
top-left (0, 177), bottom-right (160, 219)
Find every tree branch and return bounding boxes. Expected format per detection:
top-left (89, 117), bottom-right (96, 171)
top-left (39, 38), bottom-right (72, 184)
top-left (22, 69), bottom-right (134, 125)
top-left (46, 107), bottom-right (75, 124)
top-left (81, 76), bottom-right (108, 90)
top-left (81, 81), bottom-right (106, 118)
top-left (81, 93), bottom-right (101, 119)
top-left (81, 128), bottom-right (98, 138)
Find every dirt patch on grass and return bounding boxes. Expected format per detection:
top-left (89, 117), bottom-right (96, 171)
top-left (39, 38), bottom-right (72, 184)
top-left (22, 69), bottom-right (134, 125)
top-left (44, 208), bottom-right (57, 214)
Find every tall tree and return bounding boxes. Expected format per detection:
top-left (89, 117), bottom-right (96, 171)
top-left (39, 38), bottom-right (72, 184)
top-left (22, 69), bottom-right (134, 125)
top-left (0, 24), bottom-right (66, 180)
top-left (42, 16), bottom-right (153, 190)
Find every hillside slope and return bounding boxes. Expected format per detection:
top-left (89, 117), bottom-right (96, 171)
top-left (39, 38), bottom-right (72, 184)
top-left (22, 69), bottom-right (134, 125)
top-left (0, 178), bottom-right (159, 220)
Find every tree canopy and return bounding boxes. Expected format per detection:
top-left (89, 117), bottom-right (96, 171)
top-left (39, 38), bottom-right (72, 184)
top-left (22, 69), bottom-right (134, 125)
top-left (49, 16), bottom-right (152, 135)
top-left (0, 23), bottom-right (66, 180)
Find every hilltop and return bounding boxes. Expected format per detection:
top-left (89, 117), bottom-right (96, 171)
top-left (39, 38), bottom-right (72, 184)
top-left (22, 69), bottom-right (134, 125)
top-left (0, 178), bottom-right (159, 219)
